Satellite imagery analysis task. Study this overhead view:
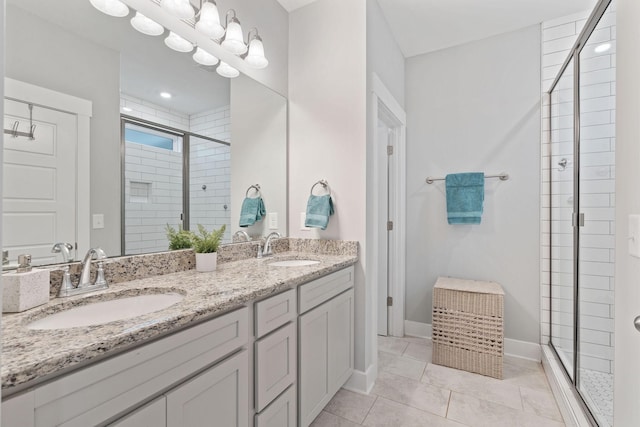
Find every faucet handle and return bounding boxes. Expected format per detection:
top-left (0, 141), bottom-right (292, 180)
top-left (58, 266), bottom-right (75, 297)
top-left (94, 262), bottom-right (107, 287)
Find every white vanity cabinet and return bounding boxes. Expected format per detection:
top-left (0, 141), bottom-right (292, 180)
top-left (2, 306), bottom-right (249, 427)
top-left (298, 267), bottom-right (355, 427)
top-left (108, 397), bottom-right (166, 427)
top-left (166, 350), bottom-right (249, 427)
top-left (253, 288), bottom-right (297, 426)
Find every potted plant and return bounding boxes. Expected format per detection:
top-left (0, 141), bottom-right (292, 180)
top-left (191, 224), bottom-right (226, 272)
top-left (165, 224), bottom-right (193, 250)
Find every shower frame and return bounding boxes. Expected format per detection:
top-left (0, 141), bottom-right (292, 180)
top-left (546, 0), bottom-right (614, 425)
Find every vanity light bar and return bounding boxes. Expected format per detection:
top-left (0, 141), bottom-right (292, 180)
top-left (89, 0), bottom-right (268, 77)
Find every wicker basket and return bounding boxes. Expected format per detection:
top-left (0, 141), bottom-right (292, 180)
top-left (432, 277), bottom-right (504, 379)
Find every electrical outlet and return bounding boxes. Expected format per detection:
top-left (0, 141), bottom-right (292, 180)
top-left (92, 214), bottom-right (105, 229)
top-left (300, 212), bottom-right (311, 231)
top-left (269, 212), bottom-right (278, 230)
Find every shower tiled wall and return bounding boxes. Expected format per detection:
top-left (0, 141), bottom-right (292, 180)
top-left (541, 6), bottom-right (616, 374)
top-left (121, 95), bottom-right (232, 252)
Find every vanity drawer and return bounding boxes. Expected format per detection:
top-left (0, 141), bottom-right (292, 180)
top-left (255, 289), bottom-right (296, 338)
top-left (298, 266), bottom-right (354, 314)
top-left (254, 322), bottom-right (296, 412)
top-left (32, 307), bottom-right (249, 427)
top-left (255, 385), bottom-right (296, 427)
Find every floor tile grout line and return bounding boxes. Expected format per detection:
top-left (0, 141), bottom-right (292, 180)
top-left (359, 394), bottom-right (378, 425)
top-left (445, 389), bottom-right (453, 419)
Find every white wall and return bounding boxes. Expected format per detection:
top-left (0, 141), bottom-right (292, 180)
top-left (231, 75), bottom-right (287, 238)
top-left (0, 4), bottom-right (5, 419)
top-left (289, 0), bottom-right (368, 373)
top-left (5, 5), bottom-right (121, 256)
top-left (614, 0), bottom-right (640, 424)
top-left (405, 25), bottom-right (541, 344)
top-left (366, 0), bottom-right (405, 363)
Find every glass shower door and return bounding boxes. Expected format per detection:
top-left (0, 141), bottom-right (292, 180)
top-left (550, 59), bottom-right (576, 380)
top-left (577, 6), bottom-right (616, 426)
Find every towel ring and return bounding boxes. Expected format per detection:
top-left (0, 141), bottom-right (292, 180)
top-left (310, 179), bottom-right (331, 196)
top-left (246, 184), bottom-right (261, 198)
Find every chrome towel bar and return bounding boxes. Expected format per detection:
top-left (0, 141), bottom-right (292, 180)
top-left (425, 173), bottom-right (509, 184)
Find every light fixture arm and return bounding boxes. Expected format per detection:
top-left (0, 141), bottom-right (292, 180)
top-left (225, 9), bottom-right (239, 27)
top-left (246, 27), bottom-right (260, 44)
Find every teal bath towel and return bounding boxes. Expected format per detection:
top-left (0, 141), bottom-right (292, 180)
top-left (445, 172), bottom-right (485, 224)
top-left (305, 194), bottom-right (334, 230)
top-left (239, 197), bottom-right (266, 227)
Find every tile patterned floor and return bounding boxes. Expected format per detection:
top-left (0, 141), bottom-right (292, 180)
top-left (311, 336), bottom-right (565, 427)
top-left (580, 368), bottom-right (613, 427)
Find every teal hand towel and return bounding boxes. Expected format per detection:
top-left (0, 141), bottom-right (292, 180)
top-left (305, 194), bottom-right (334, 230)
top-left (239, 197), bottom-right (266, 227)
top-left (446, 172), bottom-right (485, 224)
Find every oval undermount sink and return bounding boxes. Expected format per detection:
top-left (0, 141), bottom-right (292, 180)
top-left (268, 259), bottom-right (320, 267)
top-left (27, 293), bottom-right (184, 330)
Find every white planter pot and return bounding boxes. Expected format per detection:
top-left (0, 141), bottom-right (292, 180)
top-left (195, 252), bottom-right (217, 272)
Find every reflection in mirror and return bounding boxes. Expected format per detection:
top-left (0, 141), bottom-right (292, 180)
top-left (2, 0), bottom-right (287, 268)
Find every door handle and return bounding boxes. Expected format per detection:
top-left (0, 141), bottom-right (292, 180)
top-left (635, 315), bottom-right (640, 333)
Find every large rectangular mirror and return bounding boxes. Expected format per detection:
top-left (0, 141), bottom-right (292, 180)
top-left (2, 0), bottom-right (287, 268)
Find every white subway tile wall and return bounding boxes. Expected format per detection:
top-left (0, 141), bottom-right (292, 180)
top-left (541, 5), bottom-right (616, 378)
top-left (121, 95), bottom-right (232, 252)
top-left (124, 142), bottom-right (183, 255)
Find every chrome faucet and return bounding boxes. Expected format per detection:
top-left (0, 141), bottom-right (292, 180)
top-left (51, 242), bottom-right (74, 262)
top-left (233, 230), bottom-right (251, 242)
top-left (2, 250), bottom-right (8, 266)
top-left (58, 247), bottom-right (108, 298)
top-left (262, 232), bottom-right (281, 257)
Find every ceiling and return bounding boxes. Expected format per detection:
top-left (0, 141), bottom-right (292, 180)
top-left (277, 0), bottom-right (598, 58)
top-left (8, 0), bottom-right (230, 115)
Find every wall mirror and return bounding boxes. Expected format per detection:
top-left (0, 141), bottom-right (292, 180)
top-left (2, 0), bottom-right (287, 268)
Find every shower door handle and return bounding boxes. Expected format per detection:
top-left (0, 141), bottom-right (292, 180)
top-left (634, 315), bottom-right (640, 333)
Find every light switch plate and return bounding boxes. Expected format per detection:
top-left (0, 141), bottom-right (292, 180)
top-left (300, 212), bottom-right (311, 231)
top-left (629, 214), bottom-right (640, 258)
top-left (268, 212), bottom-right (278, 230)
top-left (93, 214), bottom-right (105, 229)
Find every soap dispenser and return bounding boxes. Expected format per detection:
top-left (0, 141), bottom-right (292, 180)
top-left (2, 254), bottom-right (50, 313)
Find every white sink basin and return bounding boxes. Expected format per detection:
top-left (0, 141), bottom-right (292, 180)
top-left (27, 293), bottom-right (184, 330)
top-left (268, 259), bottom-right (320, 267)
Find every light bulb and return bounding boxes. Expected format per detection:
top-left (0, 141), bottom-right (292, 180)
top-left (161, 0), bottom-right (195, 20)
top-left (245, 37), bottom-right (268, 69)
top-left (131, 12), bottom-right (164, 36)
top-left (164, 31), bottom-right (194, 52)
top-left (89, 0), bottom-right (129, 17)
top-left (222, 18), bottom-right (247, 55)
top-left (193, 47), bottom-right (219, 66)
top-left (196, 2), bottom-right (225, 39)
top-left (216, 62), bottom-right (240, 78)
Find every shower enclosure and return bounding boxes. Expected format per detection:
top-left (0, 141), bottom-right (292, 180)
top-left (548, 1), bottom-right (615, 426)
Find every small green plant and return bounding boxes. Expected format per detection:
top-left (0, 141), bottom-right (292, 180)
top-left (190, 224), bottom-right (226, 254)
top-left (165, 224), bottom-right (193, 250)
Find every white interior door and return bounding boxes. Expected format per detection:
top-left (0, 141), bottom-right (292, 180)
top-left (377, 122), bottom-right (391, 336)
top-left (3, 99), bottom-right (77, 265)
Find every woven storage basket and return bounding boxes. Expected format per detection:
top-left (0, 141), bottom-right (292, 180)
top-left (432, 277), bottom-right (504, 379)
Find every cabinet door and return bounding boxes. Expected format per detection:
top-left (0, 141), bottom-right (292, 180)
top-left (254, 385), bottom-right (296, 427)
top-left (328, 288), bottom-right (354, 392)
top-left (166, 350), bottom-right (248, 427)
top-left (299, 300), bottom-right (331, 427)
top-left (255, 322), bottom-right (296, 412)
top-left (109, 397), bottom-right (166, 427)
top-left (2, 391), bottom-right (35, 427)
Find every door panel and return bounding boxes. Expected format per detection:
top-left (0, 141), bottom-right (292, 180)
top-left (3, 99), bottom-right (77, 265)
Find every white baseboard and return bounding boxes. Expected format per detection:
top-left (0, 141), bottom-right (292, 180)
top-left (404, 320), bottom-right (541, 362)
top-left (343, 364), bottom-right (377, 395)
top-left (404, 320), bottom-right (432, 339)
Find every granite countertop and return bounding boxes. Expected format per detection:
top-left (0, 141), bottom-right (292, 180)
top-left (1, 251), bottom-right (357, 393)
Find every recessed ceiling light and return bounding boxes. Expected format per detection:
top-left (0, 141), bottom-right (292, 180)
top-left (160, 92), bottom-right (172, 99)
top-left (595, 43), bottom-right (611, 53)
top-left (122, 106), bottom-right (133, 112)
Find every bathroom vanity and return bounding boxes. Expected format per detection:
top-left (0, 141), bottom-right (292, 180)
top-left (0, 247), bottom-right (356, 427)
